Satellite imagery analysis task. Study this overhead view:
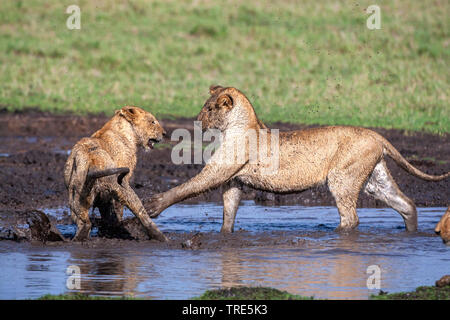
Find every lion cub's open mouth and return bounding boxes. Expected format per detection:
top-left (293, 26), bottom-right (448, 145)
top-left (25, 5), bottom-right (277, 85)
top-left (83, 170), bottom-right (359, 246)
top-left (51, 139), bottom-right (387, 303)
top-left (148, 138), bottom-right (160, 149)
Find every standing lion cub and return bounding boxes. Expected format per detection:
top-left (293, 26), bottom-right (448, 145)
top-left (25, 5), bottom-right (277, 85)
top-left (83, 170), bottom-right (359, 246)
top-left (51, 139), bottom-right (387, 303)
top-left (64, 106), bottom-right (168, 241)
top-left (147, 85), bottom-right (449, 233)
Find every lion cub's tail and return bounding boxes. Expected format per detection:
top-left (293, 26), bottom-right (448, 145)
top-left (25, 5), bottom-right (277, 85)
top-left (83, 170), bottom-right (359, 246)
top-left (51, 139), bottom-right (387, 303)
top-left (380, 137), bottom-right (449, 182)
top-left (64, 149), bottom-right (130, 196)
top-left (86, 167), bottom-right (130, 182)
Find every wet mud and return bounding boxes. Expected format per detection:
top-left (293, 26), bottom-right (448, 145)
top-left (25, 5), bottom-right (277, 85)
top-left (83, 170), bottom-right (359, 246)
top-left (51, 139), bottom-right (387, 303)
top-left (0, 209), bottom-right (65, 242)
top-left (0, 110), bottom-right (448, 213)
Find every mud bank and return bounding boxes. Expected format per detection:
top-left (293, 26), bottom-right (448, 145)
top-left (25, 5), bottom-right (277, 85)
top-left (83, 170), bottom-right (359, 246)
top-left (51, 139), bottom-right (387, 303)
top-left (0, 111), bottom-right (448, 211)
top-left (0, 210), bottom-right (65, 242)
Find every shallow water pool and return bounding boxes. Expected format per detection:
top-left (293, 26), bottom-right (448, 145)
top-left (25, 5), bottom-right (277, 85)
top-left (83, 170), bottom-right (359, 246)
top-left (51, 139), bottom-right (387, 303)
top-left (0, 202), bottom-right (448, 299)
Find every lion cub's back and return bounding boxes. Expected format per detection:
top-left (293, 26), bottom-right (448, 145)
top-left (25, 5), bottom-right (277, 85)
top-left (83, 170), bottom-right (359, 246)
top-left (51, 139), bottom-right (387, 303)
top-left (63, 137), bottom-right (115, 187)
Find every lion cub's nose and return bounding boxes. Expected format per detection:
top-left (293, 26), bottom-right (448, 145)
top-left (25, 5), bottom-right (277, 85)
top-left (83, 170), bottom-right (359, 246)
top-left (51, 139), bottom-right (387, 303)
top-left (162, 129), bottom-right (167, 137)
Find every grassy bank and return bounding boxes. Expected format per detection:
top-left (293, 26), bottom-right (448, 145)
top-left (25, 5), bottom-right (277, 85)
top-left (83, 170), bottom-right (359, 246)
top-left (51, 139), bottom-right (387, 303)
top-left (36, 284), bottom-right (450, 300)
top-left (37, 287), bottom-right (311, 300)
top-left (371, 285), bottom-right (450, 300)
top-left (194, 287), bottom-right (313, 300)
top-left (0, 0), bottom-right (448, 133)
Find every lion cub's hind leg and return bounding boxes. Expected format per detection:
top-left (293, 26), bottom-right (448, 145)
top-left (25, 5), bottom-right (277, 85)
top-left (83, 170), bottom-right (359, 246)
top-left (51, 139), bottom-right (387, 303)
top-left (68, 178), bottom-right (93, 241)
top-left (71, 202), bottom-right (92, 241)
top-left (364, 160), bottom-right (417, 232)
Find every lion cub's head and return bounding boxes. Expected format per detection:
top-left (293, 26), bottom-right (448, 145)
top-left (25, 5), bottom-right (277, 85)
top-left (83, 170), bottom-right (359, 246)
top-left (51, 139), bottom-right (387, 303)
top-left (116, 106), bottom-right (165, 151)
top-left (197, 85), bottom-right (261, 131)
top-left (435, 206), bottom-right (450, 245)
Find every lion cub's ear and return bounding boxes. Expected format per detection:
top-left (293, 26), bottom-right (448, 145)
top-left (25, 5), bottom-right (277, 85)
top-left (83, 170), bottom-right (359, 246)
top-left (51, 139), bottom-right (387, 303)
top-left (217, 94), bottom-right (233, 110)
top-left (209, 85), bottom-right (224, 95)
top-left (118, 106), bottom-right (138, 122)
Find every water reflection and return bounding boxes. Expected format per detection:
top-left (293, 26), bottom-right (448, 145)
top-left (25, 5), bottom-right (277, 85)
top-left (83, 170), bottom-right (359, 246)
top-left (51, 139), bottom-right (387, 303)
top-left (0, 205), bottom-right (448, 299)
top-left (213, 229), bottom-right (447, 299)
top-left (216, 244), bottom-right (371, 299)
top-left (67, 250), bottom-right (144, 297)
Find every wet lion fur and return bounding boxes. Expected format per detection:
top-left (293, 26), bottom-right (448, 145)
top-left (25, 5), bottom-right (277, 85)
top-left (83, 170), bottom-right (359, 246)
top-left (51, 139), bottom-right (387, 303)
top-left (435, 207), bottom-right (450, 244)
top-left (147, 85), bottom-right (449, 233)
top-left (64, 106), bottom-right (167, 241)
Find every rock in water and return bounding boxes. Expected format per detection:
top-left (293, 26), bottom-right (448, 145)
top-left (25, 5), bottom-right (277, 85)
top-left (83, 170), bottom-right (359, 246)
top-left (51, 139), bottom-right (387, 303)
top-left (0, 210), bottom-right (66, 242)
top-left (181, 233), bottom-right (202, 249)
top-left (436, 275), bottom-right (450, 288)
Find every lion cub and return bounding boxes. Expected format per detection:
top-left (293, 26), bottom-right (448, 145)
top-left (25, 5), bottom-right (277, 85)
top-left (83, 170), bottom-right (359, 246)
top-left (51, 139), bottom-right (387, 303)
top-left (64, 106), bottom-right (168, 241)
top-left (435, 207), bottom-right (450, 245)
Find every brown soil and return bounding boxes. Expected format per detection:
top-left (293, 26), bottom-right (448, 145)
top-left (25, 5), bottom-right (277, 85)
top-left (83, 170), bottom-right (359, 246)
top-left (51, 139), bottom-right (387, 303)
top-left (0, 110), bottom-right (449, 212)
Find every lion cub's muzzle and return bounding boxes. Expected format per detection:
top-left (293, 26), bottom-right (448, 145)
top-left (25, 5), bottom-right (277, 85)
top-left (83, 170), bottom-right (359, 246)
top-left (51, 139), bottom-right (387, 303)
top-left (148, 138), bottom-right (160, 150)
top-left (148, 129), bottom-right (166, 149)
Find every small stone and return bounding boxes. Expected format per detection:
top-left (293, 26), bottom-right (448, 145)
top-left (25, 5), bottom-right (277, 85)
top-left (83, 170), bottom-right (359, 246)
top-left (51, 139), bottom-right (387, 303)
top-left (181, 233), bottom-right (202, 249)
top-left (436, 275), bottom-right (450, 288)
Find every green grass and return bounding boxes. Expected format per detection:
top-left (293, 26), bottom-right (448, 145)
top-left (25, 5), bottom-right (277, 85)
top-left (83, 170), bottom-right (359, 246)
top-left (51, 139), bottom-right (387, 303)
top-left (193, 287), bottom-right (313, 300)
top-left (37, 287), bottom-right (311, 300)
top-left (0, 0), bottom-right (448, 133)
top-left (37, 293), bottom-right (142, 300)
top-left (36, 285), bottom-right (450, 300)
top-left (371, 285), bottom-right (450, 300)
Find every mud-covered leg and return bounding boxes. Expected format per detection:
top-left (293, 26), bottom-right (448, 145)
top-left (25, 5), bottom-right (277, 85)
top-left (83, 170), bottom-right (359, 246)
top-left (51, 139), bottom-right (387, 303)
top-left (221, 180), bottom-right (242, 233)
top-left (327, 140), bottom-right (382, 232)
top-left (71, 204), bottom-right (92, 241)
top-left (69, 185), bottom-right (92, 241)
top-left (113, 186), bottom-right (168, 242)
top-left (114, 200), bottom-right (124, 223)
top-left (330, 190), bottom-right (360, 231)
top-left (328, 168), bottom-right (365, 231)
top-left (364, 160), bottom-right (418, 232)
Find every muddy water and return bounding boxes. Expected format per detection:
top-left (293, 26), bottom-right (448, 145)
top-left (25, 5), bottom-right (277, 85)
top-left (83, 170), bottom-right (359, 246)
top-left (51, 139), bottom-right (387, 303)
top-left (0, 202), bottom-right (448, 299)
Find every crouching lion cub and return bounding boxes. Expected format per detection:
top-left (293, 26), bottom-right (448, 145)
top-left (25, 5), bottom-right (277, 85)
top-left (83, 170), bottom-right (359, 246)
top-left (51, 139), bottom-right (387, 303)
top-left (435, 207), bottom-right (450, 245)
top-left (64, 106), bottom-right (168, 241)
top-left (147, 86), bottom-right (449, 233)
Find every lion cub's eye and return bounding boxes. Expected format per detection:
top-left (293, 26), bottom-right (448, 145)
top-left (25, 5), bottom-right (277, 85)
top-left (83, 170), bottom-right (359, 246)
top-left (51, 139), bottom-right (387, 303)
top-left (152, 121), bottom-right (156, 124)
